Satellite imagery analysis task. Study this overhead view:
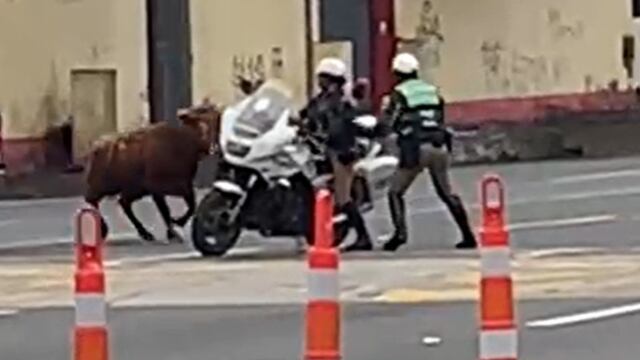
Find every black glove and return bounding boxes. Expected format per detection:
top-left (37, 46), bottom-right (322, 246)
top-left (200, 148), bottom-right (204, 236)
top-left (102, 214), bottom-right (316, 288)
top-left (445, 128), bottom-right (454, 153)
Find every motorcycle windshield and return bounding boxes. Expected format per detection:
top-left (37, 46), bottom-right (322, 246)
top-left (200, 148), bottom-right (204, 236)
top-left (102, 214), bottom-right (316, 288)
top-left (234, 81), bottom-right (294, 136)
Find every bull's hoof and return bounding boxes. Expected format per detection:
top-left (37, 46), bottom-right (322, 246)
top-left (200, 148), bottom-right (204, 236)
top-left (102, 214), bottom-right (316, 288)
top-left (140, 231), bottom-right (156, 242)
top-left (167, 229), bottom-right (184, 243)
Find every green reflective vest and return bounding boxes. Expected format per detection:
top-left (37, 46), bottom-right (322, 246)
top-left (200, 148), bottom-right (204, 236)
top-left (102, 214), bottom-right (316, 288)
top-left (394, 79), bottom-right (440, 109)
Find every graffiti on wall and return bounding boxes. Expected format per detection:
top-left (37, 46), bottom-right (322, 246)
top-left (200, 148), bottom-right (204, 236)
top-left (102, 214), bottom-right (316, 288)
top-left (231, 54), bottom-right (266, 89)
top-left (511, 51), bottom-right (548, 93)
top-left (480, 40), bottom-right (509, 93)
top-left (230, 46), bottom-right (285, 97)
top-left (481, 41), bottom-right (552, 95)
top-left (414, 0), bottom-right (444, 69)
top-left (546, 8), bottom-right (583, 85)
top-left (547, 8), bottom-right (584, 42)
top-left (480, 7), bottom-right (586, 95)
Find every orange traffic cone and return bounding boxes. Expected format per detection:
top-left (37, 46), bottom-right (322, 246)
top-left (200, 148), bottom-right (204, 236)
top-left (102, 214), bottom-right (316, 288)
top-left (73, 206), bottom-right (108, 360)
top-left (304, 190), bottom-right (341, 360)
top-left (478, 174), bottom-right (517, 360)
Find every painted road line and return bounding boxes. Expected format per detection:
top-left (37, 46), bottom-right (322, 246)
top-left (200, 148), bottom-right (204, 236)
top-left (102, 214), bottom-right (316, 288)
top-left (0, 189), bottom-right (212, 209)
top-left (0, 231), bottom-right (139, 251)
top-left (0, 309), bottom-right (18, 318)
top-left (527, 302), bottom-right (640, 329)
top-left (385, 187), bottom-right (640, 219)
top-left (393, 185), bottom-right (640, 218)
top-left (526, 247), bottom-right (604, 259)
top-left (549, 169), bottom-right (640, 185)
top-left (0, 197), bottom-right (81, 208)
top-left (508, 214), bottom-right (617, 231)
top-left (0, 236), bottom-right (74, 250)
top-left (421, 336), bottom-right (442, 346)
top-left (391, 210), bottom-right (617, 231)
top-left (104, 247), bottom-right (265, 267)
top-left (105, 252), bottom-right (200, 267)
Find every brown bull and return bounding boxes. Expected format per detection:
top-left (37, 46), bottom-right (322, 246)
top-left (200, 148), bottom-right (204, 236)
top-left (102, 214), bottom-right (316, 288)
top-left (84, 104), bottom-right (221, 242)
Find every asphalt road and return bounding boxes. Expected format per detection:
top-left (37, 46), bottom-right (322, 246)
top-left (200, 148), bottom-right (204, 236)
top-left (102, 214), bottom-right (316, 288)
top-left (1, 156), bottom-right (640, 258)
top-left (2, 157), bottom-right (640, 360)
top-left (2, 299), bottom-right (640, 360)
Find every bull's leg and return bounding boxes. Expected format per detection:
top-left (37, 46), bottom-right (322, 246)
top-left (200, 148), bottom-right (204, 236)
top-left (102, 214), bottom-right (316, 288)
top-left (173, 186), bottom-right (195, 227)
top-left (152, 194), bottom-right (184, 243)
top-left (119, 195), bottom-right (156, 242)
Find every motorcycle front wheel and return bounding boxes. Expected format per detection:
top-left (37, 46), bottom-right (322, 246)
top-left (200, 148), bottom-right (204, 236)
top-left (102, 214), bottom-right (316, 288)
top-left (191, 191), bottom-right (242, 257)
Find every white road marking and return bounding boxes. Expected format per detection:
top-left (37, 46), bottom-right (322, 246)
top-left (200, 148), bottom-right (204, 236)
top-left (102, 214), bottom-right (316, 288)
top-left (377, 186), bottom-right (640, 220)
top-left (0, 231), bottom-right (138, 251)
top-left (527, 186), bottom-right (640, 203)
top-left (527, 302), bottom-right (640, 329)
top-left (0, 190), bottom-right (210, 209)
top-left (380, 212), bottom-right (617, 232)
top-left (401, 168), bottom-right (640, 205)
top-left (508, 215), bottom-right (617, 231)
top-left (549, 169), bottom-right (640, 185)
top-left (526, 247), bottom-right (603, 259)
top-left (0, 197), bottom-right (81, 208)
top-left (421, 336), bottom-right (442, 346)
top-left (0, 309), bottom-right (18, 318)
top-left (104, 247), bottom-right (265, 267)
top-left (105, 252), bottom-right (200, 267)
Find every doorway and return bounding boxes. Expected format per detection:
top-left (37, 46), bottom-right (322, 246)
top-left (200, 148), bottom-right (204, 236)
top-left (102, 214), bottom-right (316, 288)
top-left (70, 69), bottom-right (117, 160)
top-left (146, 0), bottom-right (193, 124)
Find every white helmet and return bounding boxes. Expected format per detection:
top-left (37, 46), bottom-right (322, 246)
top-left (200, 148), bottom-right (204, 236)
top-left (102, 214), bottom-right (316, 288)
top-left (315, 57), bottom-right (347, 78)
top-left (392, 53), bottom-right (420, 74)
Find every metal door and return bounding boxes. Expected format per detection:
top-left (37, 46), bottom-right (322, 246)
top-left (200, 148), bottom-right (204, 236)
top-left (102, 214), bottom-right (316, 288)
top-left (319, 0), bottom-right (371, 80)
top-left (147, 0), bottom-right (192, 125)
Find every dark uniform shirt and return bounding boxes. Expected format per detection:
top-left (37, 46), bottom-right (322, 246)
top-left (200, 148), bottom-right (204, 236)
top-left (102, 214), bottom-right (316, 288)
top-left (299, 90), bottom-right (362, 155)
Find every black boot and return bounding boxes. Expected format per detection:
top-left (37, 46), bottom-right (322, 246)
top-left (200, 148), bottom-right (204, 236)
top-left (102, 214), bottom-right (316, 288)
top-left (343, 202), bottom-right (373, 252)
top-left (383, 192), bottom-right (408, 252)
top-left (446, 195), bottom-right (478, 249)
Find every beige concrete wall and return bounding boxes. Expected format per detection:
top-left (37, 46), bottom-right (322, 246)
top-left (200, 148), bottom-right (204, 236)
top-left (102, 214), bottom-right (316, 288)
top-left (395, 0), bottom-right (633, 101)
top-left (0, 0), bottom-right (148, 140)
top-left (190, 0), bottom-right (309, 107)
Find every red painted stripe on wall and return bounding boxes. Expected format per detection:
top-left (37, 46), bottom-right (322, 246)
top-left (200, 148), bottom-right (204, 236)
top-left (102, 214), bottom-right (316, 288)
top-left (446, 90), bottom-right (638, 126)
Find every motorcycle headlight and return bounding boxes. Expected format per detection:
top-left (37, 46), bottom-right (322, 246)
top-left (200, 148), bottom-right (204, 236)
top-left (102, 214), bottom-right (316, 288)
top-left (226, 141), bottom-right (251, 157)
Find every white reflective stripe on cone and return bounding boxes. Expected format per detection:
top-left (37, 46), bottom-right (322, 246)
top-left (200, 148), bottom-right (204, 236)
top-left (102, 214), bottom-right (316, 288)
top-left (307, 269), bottom-right (339, 301)
top-left (479, 329), bottom-right (517, 359)
top-left (79, 211), bottom-right (99, 247)
top-left (480, 247), bottom-right (511, 277)
top-left (75, 293), bottom-right (107, 327)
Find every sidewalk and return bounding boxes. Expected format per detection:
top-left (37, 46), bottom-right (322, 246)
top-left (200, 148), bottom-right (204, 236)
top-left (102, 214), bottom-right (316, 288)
top-left (2, 248), bottom-right (639, 309)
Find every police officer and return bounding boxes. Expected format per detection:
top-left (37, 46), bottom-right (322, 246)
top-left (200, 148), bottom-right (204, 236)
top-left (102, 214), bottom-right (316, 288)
top-left (380, 53), bottom-right (477, 251)
top-left (299, 57), bottom-right (374, 252)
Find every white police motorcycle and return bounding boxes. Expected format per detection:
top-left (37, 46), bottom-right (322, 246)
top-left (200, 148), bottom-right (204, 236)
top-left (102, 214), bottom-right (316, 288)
top-left (190, 80), bottom-right (398, 257)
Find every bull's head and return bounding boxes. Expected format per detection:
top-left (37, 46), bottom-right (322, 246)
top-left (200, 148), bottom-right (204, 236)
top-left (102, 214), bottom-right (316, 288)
top-left (177, 100), bottom-right (222, 156)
